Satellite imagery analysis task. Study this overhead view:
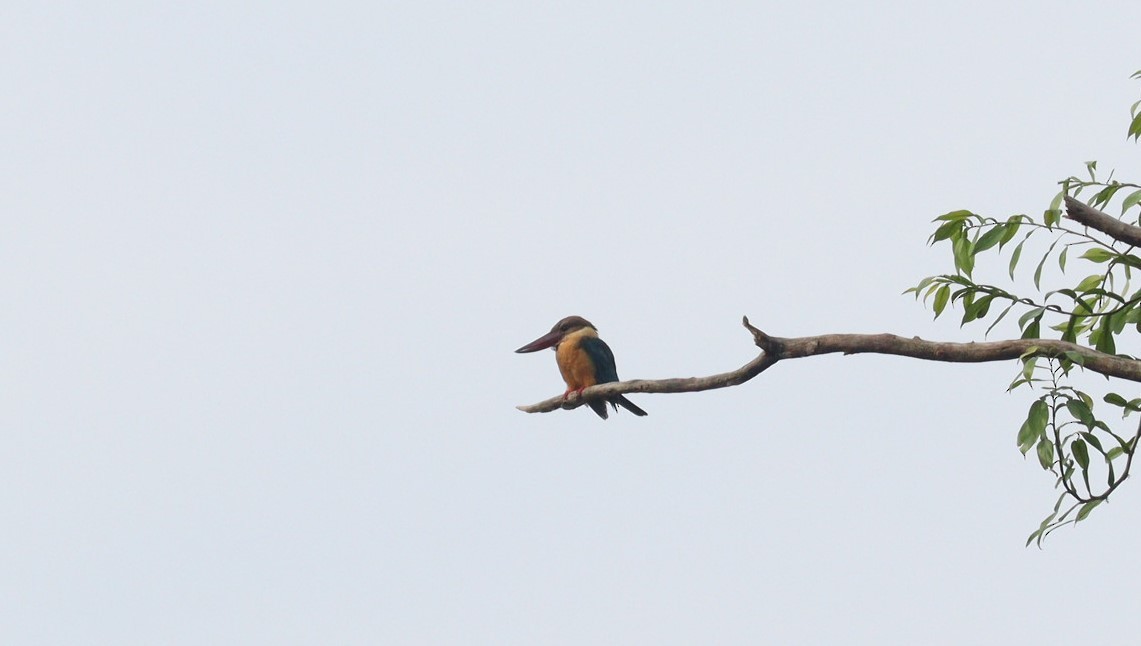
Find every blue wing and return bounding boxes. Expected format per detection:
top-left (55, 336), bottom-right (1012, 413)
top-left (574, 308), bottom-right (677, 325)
top-left (580, 336), bottom-right (619, 384)
top-left (579, 336), bottom-right (647, 417)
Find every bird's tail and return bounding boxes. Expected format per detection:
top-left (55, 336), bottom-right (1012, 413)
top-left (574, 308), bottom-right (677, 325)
top-left (587, 399), bottom-right (610, 419)
top-left (613, 395), bottom-right (648, 417)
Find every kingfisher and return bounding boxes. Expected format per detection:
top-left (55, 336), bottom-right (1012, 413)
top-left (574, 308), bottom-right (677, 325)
top-left (515, 315), bottom-right (648, 419)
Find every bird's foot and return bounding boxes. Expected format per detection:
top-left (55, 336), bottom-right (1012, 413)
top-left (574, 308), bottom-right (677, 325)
top-left (562, 387), bottom-right (587, 404)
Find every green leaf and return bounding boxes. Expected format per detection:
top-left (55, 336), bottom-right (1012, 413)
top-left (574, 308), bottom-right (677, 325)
top-left (1033, 251), bottom-right (1049, 290)
top-left (985, 302), bottom-right (1016, 337)
top-left (1071, 296), bottom-right (1097, 316)
top-left (1110, 308), bottom-right (1130, 335)
top-left (1008, 376), bottom-right (1030, 391)
top-left (1018, 307), bottom-right (1044, 339)
top-left (976, 295), bottom-right (993, 318)
top-left (1118, 254), bottom-right (1141, 271)
top-left (1130, 113), bottom-right (1141, 142)
top-left (1080, 248), bottom-right (1115, 263)
top-left (1082, 286), bottom-right (1125, 304)
top-left (1026, 510), bottom-right (1060, 548)
top-left (1017, 397), bottom-right (1048, 454)
top-left (1079, 432), bottom-right (1104, 454)
top-left (1008, 239), bottom-right (1025, 279)
top-left (1076, 499), bottom-right (1102, 522)
top-left (923, 282), bottom-right (942, 303)
top-left (1101, 393), bottom-right (1141, 415)
top-left (999, 216), bottom-right (1021, 248)
top-left (1021, 355), bottom-right (1038, 382)
top-left (1017, 306), bottom-right (1046, 330)
top-left (1067, 400), bottom-right (1095, 428)
top-left (961, 294), bottom-right (994, 326)
top-left (1072, 439), bottom-right (1090, 470)
top-left (1021, 315), bottom-right (1041, 339)
top-left (974, 225), bottom-right (1006, 253)
top-left (908, 277), bottom-right (935, 299)
top-left (953, 236), bottom-right (975, 277)
top-left (934, 210), bottom-right (975, 222)
top-left (1121, 189), bottom-right (1141, 215)
top-left (1036, 437), bottom-right (1054, 469)
top-left (1104, 392), bottom-right (1128, 408)
top-left (930, 220), bottom-right (962, 244)
top-left (1091, 184), bottom-right (1123, 209)
top-left (959, 290), bottom-right (974, 311)
top-left (1025, 530), bottom-right (1041, 548)
top-left (1017, 420), bottom-right (1037, 455)
top-left (1074, 274), bottom-right (1105, 293)
top-left (932, 285), bottom-right (950, 318)
top-left (1095, 319), bottom-right (1117, 354)
top-left (1062, 350), bottom-right (1086, 366)
top-left (1028, 398), bottom-right (1048, 433)
top-left (1046, 191), bottom-right (1065, 225)
top-left (1060, 315), bottom-right (1083, 343)
top-left (1058, 246), bottom-right (1068, 272)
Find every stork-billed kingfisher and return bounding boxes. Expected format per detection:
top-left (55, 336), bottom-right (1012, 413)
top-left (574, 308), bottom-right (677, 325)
top-left (515, 315), bottom-right (648, 419)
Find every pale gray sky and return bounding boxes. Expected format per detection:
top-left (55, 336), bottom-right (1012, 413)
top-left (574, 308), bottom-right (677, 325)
top-left (3, 1), bottom-right (1141, 644)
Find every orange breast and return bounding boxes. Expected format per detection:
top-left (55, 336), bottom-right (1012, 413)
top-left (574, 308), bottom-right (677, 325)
top-left (555, 336), bottom-right (597, 391)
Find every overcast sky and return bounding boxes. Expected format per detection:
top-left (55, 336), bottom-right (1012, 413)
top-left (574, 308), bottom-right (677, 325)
top-left (4, 1), bottom-right (1141, 644)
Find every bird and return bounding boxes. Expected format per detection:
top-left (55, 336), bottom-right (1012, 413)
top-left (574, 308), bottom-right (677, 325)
top-left (515, 315), bottom-right (648, 419)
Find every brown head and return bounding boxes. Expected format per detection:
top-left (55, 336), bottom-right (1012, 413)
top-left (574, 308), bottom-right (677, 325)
top-left (514, 315), bottom-right (597, 353)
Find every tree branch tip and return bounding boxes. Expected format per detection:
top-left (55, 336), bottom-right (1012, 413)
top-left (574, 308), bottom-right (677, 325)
top-left (741, 315), bottom-right (776, 351)
top-left (1062, 195), bottom-right (1141, 247)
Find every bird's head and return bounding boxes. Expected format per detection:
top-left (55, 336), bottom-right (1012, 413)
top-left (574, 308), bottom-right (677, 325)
top-left (514, 315), bottom-right (596, 353)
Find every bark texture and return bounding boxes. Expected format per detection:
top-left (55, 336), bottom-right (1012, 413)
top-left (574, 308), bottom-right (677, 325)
top-left (1064, 195), bottom-right (1141, 247)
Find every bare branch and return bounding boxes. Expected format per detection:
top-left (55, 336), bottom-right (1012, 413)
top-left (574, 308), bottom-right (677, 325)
top-left (1064, 196), bottom-right (1141, 247)
top-left (516, 316), bottom-right (1141, 414)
